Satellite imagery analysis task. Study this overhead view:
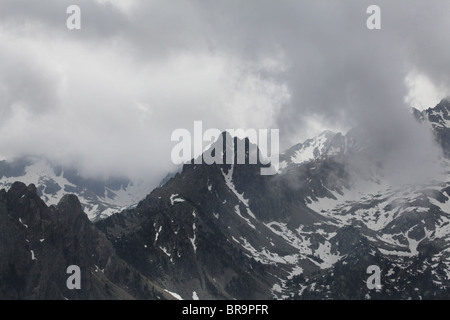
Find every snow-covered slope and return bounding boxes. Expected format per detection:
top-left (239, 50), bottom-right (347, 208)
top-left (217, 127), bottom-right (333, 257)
top-left (279, 130), bottom-right (356, 171)
top-left (270, 100), bottom-right (450, 298)
top-left (415, 98), bottom-right (450, 129)
top-left (0, 157), bottom-right (153, 220)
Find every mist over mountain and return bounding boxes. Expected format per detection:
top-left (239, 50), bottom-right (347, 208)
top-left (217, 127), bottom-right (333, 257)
top-left (2, 0), bottom-right (450, 302)
top-left (2, 99), bottom-right (450, 299)
top-left (1, 1), bottom-right (450, 184)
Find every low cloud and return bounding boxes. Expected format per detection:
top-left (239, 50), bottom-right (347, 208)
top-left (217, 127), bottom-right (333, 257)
top-left (0, 1), bottom-right (448, 187)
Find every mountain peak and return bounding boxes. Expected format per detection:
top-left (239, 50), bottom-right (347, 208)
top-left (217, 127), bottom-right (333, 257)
top-left (419, 99), bottom-right (450, 130)
top-left (57, 194), bottom-right (83, 214)
top-left (7, 181), bottom-right (39, 200)
top-left (319, 130), bottom-right (337, 137)
top-left (440, 96), bottom-right (450, 104)
top-left (27, 183), bottom-right (37, 195)
top-left (191, 130), bottom-right (271, 170)
top-left (8, 181), bottom-right (28, 196)
top-left (279, 130), bottom-right (351, 170)
top-left (435, 97), bottom-right (450, 111)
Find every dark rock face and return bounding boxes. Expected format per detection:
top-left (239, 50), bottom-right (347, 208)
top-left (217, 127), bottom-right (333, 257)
top-left (0, 182), bottom-right (162, 300)
top-left (96, 136), bottom-right (279, 299)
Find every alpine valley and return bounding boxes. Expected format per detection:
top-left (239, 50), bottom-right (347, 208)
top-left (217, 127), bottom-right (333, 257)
top-left (2, 99), bottom-right (450, 299)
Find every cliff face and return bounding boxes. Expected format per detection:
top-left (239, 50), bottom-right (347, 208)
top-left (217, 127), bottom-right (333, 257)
top-left (0, 182), bottom-right (162, 300)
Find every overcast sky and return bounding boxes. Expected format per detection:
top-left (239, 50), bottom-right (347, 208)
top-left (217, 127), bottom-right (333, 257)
top-left (0, 0), bottom-right (449, 184)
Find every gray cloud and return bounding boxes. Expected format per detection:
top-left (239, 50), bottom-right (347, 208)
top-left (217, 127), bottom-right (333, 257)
top-left (0, 1), bottom-right (448, 186)
top-left (0, 45), bottom-right (61, 122)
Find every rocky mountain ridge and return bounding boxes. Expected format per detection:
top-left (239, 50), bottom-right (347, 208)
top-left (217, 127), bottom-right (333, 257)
top-left (2, 99), bottom-right (450, 299)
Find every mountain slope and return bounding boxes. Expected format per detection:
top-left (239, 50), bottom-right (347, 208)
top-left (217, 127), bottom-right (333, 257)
top-left (97, 100), bottom-right (450, 299)
top-left (0, 181), bottom-right (170, 299)
top-left (97, 136), bottom-right (282, 299)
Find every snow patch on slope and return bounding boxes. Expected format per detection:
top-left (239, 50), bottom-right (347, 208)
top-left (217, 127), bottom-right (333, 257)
top-left (221, 165), bottom-right (257, 222)
top-left (170, 194), bottom-right (185, 205)
top-left (164, 289), bottom-right (183, 300)
top-left (190, 223), bottom-right (197, 253)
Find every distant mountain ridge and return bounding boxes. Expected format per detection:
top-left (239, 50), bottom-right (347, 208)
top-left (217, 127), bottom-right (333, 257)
top-left (279, 130), bottom-right (357, 171)
top-left (0, 157), bottom-right (153, 221)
